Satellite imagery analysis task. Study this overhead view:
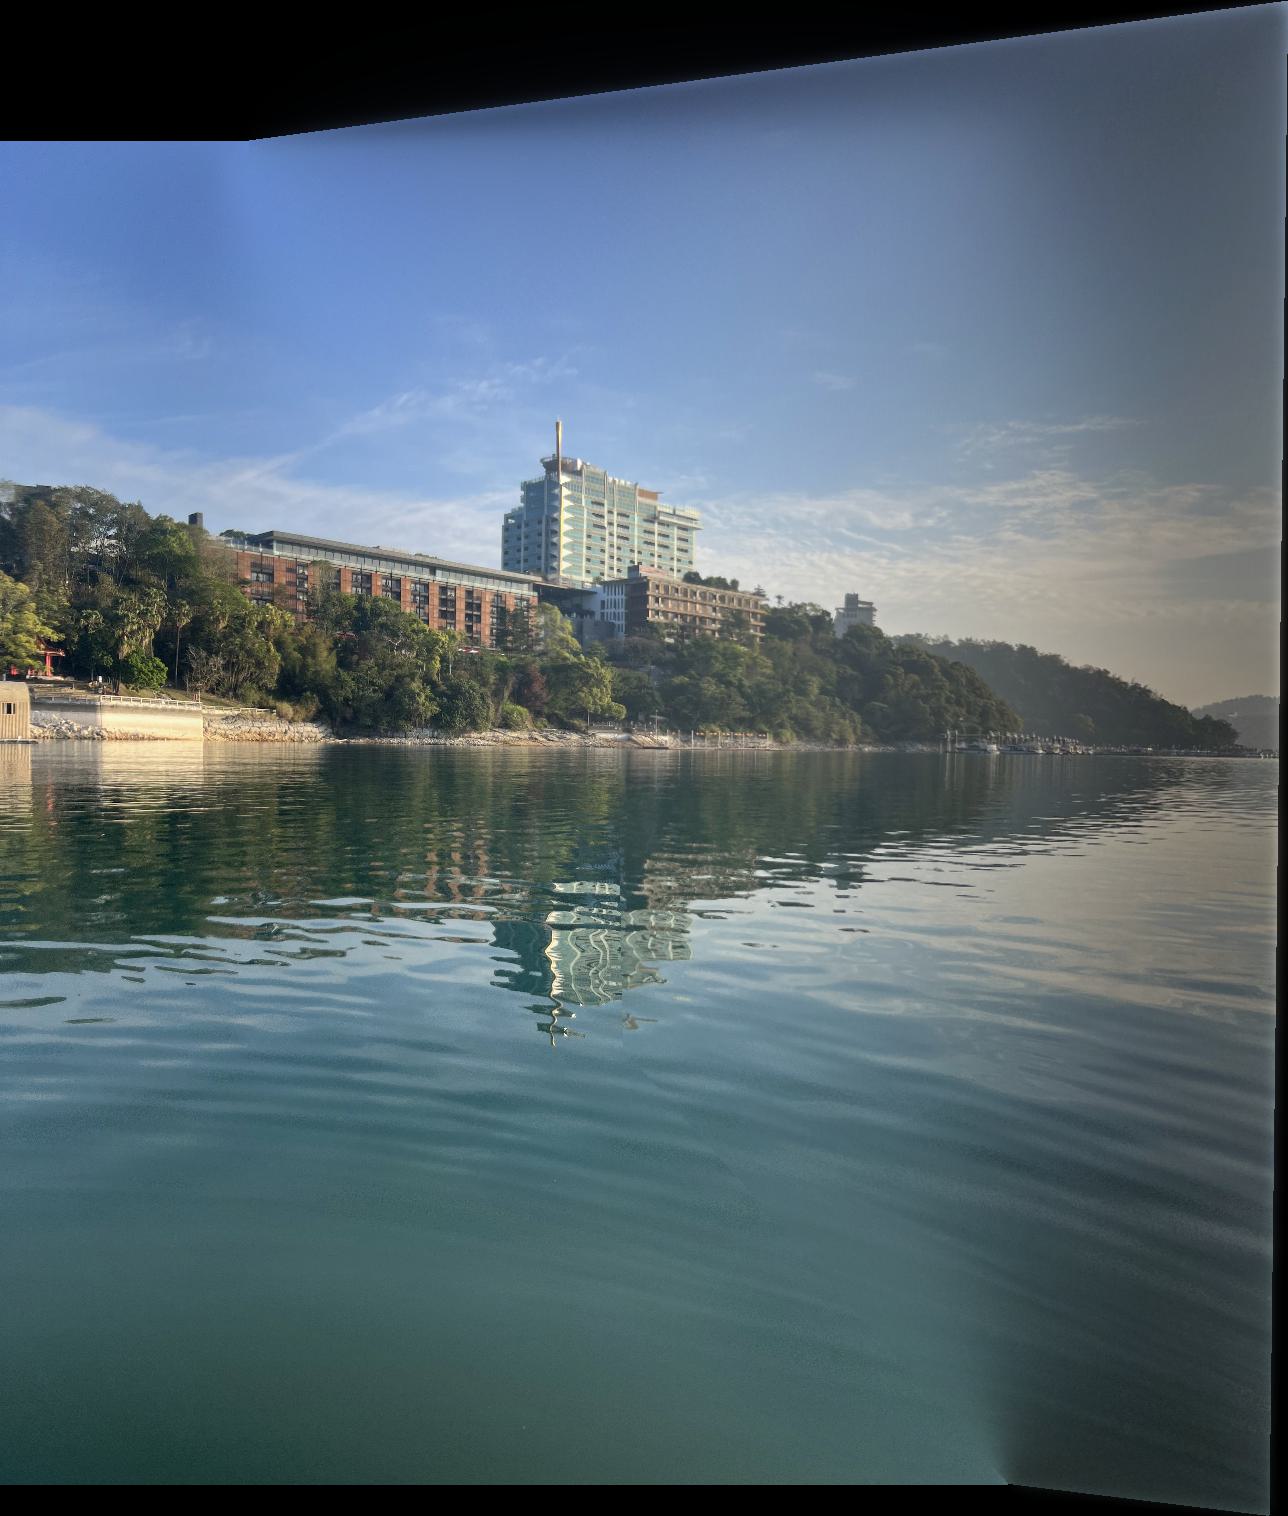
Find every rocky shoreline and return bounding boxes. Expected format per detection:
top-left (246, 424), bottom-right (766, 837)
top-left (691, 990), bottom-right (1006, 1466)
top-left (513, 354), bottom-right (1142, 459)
top-left (27, 703), bottom-right (930, 753)
top-left (29, 716), bottom-right (174, 742)
top-left (26, 713), bottom-right (916, 752)
top-left (24, 718), bottom-right (1257, 756)
top-left (203, 712), bottom-right (330, 743)
top-left (340, 729), bottom-right (908, 752)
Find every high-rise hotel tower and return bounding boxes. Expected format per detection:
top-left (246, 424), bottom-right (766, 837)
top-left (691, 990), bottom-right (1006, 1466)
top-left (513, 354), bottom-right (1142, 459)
top-left (502, 423), bottom-right (700, 587)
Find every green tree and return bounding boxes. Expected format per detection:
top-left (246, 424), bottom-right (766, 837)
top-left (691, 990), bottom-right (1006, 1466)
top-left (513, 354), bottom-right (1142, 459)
top-left (494, 600), bottom-right (537, 654)
top-left (275, 620), bottom-right (339, 706)
top-left (186, 646), bottom-right (225, 695)
top-left (0, 570), bottom-right (58, 670)
top-left (611, 666), bottom-right (662, 722)
top-left (544, 652), bottom-right (626, 726)
top-left (304, 592), bottom-right (449, 732)
top-left (436, 674), bottom-right (491, 733)
top-left (102, 585), bottom-right (167, 693)
top-left (499, 700), bottom-right (533, 730)
top-left (513, 661), bottom-right (549, 719)
top-left (166, 599), bottom-right (195, 686)
top-left (536, 602), bottom-right (580, 657)
top-left (216, 602), bottom-right (287, 698)
top-left (119, 649), bottom-right (167, 691)
top-left (764, 602), bottom-right (833, 642)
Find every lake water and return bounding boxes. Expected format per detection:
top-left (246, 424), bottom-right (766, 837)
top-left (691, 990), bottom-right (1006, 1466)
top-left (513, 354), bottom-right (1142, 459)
top-left (0, 746), bottom-right (1275, 1499)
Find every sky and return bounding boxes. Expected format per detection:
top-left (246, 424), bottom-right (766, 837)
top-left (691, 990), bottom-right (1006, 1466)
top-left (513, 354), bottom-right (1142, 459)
top-left (0, 8), bottom-right (1282, 707)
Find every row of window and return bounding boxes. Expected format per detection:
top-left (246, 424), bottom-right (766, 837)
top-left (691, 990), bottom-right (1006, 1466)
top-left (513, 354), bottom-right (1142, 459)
top-left (252, 557), bottom-right (533, 603)
top-left (512, 499), bottom-right (695, 531)
top-left (258, 545), bottom-right (526, 594)
top-left (249, 577), bottom-right (529, 612)
top-left (245, 590), bottom-right (529, 643)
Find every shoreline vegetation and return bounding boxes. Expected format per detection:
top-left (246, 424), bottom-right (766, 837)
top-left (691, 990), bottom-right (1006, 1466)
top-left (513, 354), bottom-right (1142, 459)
top-left (19, 709), bottom-right (1270, 757)
top-left (1, 482), bottom-right (1246, 752)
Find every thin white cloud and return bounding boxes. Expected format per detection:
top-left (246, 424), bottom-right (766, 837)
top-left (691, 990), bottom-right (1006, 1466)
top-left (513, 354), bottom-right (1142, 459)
top-left (0, 317), bottom-right (215, 386)
top-left (0, 405), bottom-right (509, 567)
top-left (953, 415), bottom-right (1140, 459)
top-left (328, 356), bottom-right (580, 442)
top-left (688, 465), bottom-right (1279, 704)
top-left (812, 371), bottom-right (857, 392)
top-left (336, 380), bottom-right (506, 438)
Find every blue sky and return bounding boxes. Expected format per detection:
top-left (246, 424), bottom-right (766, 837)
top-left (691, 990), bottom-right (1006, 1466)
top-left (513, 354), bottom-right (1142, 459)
top-left (1, 8), bottom-right (1281, 705)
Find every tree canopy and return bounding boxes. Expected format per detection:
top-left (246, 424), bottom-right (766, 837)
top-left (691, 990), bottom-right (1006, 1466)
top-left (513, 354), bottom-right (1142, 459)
top-left (0, 570), bottom-right (58, 670)
top-left (604, 607), bottom-right (1018, 742)
top-left (896, 635), bottom-right (1241, 750)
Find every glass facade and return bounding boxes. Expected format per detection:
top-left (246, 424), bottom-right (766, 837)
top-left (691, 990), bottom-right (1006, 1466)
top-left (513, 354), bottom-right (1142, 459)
top-left (502, 453), bottom-right (700, 587)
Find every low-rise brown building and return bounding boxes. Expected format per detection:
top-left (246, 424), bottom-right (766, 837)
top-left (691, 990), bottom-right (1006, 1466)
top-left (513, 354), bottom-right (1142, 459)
top-left (220, 529), bottom-right (538, 649)
top-left (601, 565), bottom-right (767, 643)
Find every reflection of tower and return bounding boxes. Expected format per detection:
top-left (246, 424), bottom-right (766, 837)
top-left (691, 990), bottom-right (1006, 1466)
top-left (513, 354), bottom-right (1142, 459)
top-left (491, 880), bottom-right (691, 1042)
top-left (543, 902), bottom-right (690, 1006)
top-left (534, 1001), bottom-right (583, 1049)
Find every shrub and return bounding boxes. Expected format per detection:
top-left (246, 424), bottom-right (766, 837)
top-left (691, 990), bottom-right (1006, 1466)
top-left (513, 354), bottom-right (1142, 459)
top-left (120, 650), bottom-right (167, 691)
top-left (499, 701), bottom-right (532, 730)
top-left (275, 694), bottom-right (321, 723)
top-left (436, 675), bottom-right (491, 733)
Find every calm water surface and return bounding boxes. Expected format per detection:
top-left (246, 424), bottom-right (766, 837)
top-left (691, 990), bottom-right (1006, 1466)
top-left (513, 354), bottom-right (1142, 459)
top-left (0, 746), bottom-right (1275, 1498)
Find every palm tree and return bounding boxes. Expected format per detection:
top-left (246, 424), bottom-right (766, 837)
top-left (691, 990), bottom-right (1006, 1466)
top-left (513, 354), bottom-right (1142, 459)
top-left (170, 599), bottom-right (194, 687)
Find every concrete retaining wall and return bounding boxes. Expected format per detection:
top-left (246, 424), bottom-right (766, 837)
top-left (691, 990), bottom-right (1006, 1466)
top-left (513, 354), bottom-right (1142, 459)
top-left (30, 693), bottom-right (204, 740)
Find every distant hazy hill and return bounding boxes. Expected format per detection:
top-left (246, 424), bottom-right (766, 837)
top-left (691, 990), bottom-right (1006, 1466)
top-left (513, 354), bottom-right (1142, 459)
top-left (895, 636), bottom-right (1241, 750)
top-left (1192, 695), bottom-right (1279, 751)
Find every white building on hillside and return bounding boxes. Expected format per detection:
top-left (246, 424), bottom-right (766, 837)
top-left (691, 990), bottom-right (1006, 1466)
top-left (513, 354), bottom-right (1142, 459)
top-left (835, 592), bottom-right (877, 635)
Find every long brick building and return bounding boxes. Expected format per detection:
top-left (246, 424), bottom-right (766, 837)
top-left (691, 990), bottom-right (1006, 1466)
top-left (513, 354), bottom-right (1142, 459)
top-left (218, 527), bottom-right (538, 649)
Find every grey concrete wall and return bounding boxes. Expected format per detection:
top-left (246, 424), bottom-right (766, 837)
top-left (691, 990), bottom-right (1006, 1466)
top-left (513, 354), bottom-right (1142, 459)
top-left (30, 694), bottom-right (204, 739)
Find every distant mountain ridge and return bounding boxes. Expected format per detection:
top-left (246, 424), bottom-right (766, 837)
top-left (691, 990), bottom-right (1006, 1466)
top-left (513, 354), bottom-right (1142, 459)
top-left (895, 635), bottom-right (1242, 750)
top-left (1191, 695), bottom-right (1279, 752)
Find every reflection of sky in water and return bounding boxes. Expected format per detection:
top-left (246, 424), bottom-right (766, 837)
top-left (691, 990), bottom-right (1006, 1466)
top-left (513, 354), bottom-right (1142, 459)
top-left (0, 744), bottom-right (1275, 1500)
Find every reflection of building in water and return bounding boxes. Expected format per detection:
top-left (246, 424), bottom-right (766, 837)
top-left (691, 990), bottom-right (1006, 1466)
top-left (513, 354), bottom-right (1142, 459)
top-left (544, 905), bottom-right (691, 1005)
top-left (421, 834), bottom-right (495, 907)
top-left (5, 743), bottom-right (210, 806)
top-left (492, 890), bottom-right (690, 1012)
top-left (533, 1002), bottom-right (585, 1048)
top-left (0, 742), bottom-right (33, 812)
